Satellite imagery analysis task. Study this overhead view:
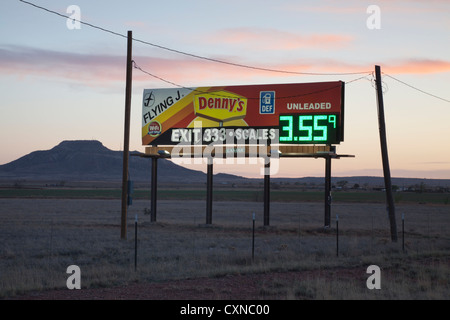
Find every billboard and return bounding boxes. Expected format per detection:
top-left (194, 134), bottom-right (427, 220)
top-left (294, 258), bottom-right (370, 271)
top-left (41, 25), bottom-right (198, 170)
top-left (142, 81), bottom-right (344, 146)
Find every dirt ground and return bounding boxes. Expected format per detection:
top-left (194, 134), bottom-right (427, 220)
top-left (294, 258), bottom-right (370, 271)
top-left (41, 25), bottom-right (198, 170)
top-left (12, 258), bottom-right (449, 300)
top-left (13, 267), bottom-right (364, 300)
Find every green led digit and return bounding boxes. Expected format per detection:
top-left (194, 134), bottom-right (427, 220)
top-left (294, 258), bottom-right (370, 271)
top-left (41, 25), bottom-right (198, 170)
top-left (279, 115), bottom-right (293, 141)
top-left (313, 115), bottom-right (328, 141)
top-left (328, 115), bottom-right (336, 128)
top-left (299, 115), bottom-right (313, 141)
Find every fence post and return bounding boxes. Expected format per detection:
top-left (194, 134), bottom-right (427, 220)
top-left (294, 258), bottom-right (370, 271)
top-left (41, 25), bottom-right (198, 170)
top-left (336, 214), bottom-right (339, 257)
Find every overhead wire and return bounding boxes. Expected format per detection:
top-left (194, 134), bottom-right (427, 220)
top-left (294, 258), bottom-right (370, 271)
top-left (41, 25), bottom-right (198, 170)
top-left (19, 0), bottom-right (127, 39)
top-left (18, 0), bottom-right (450, 104)
top-left (18, 0), bottom-right (370, 76)
top-left (133, 60), bottom-right (371, 99)
top-left (383, 73), bottom-right (450, 103)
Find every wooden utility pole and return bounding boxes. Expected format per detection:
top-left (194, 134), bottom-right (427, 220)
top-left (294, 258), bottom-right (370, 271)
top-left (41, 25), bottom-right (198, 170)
top-left (374, 65), bottom-right (397, 242)
top-left (121, 31), bottom-right (133, 240)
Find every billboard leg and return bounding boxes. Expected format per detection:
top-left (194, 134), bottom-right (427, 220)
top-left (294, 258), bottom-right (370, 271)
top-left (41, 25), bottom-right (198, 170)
top-left (151, 157), bottom-right (157, 222)
top-left (206, 157), bottom-right (213, 225)
top-left (324, 156), bottom-right (332, 228)
top-left (264, 161), bottom-right (270, 226)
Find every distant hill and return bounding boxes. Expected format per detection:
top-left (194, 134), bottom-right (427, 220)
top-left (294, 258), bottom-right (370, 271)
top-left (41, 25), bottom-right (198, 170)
top-left (268, 176), bottom-right (450, 189)
top-left (0, 140), bottom-right (208, 182)
top-left (0, 140), bottom-right (449, 188)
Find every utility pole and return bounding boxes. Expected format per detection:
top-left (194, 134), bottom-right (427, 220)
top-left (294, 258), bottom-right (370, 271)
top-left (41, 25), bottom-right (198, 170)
top-left (121, 31), bottom-right (133, 240)
top-left (374, 65), bottom-right (397, 242)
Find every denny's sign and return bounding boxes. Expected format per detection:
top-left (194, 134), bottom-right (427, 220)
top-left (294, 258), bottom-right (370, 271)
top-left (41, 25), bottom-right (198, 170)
top-left (193, 91), bottom-right (247, 124)
top-left (142, 81), bottom-right (345, 146)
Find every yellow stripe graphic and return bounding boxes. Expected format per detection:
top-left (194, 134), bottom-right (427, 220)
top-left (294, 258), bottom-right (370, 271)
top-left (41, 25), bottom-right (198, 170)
top-left (142, 88), bottom-right (211, 144)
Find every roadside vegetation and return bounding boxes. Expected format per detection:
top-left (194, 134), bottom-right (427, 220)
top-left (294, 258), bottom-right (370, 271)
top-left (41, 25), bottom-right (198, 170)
top-left (0, 198), bottom-right (448, 299)
top-left (0, 187), bottom-right (449, 205)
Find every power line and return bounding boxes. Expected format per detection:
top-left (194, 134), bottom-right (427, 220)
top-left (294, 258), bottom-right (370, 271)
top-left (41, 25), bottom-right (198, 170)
top-left (19, 0), bottom-right (370, 76)
top-left (18, 0), bottom-right (450, 104)
top-left (133, 61), bottom-right (182, 88)
top-left (133, 60), bottom-right (370, 99)
top-left (135, 35), bottom-right (370, 76)
top-left (383, 73), bottom-right (450, 103)
top-left (19, 0), bottom-right (127, 39)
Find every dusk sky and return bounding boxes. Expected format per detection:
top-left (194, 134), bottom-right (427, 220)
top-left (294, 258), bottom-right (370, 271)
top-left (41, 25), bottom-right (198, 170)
top-left (1, 0), bottom-right (449, 179)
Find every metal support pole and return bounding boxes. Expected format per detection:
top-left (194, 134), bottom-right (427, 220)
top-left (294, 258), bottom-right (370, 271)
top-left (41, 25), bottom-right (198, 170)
top-left (151, 157), bottom-right (157, 222)
top-left (375, 65), bottom-right (398, 242)
top-left (120, 30), bottom-right (133, 240)
top-left (206, 157), bottom-right (213, 225)
top-left (324, 155), bottom-right (332, 228)
top-left (264, 161), bottom-right (270, 226)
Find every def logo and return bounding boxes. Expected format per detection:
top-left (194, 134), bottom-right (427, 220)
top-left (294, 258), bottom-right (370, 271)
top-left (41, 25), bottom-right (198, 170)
top-left (260, 91), bottom-right (275, 114)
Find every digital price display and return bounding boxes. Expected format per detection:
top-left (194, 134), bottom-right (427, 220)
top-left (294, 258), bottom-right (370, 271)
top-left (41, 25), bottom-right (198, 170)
top-left (279, 114), bottom-right (341, 144)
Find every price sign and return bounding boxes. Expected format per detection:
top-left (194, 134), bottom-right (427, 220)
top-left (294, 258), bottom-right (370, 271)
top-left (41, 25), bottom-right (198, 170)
top-left (279, 114), bottom-right (341, 144)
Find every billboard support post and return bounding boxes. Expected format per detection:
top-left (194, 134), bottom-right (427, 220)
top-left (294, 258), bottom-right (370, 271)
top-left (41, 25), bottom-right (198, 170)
top-left (140, 81), bottom-right (353, 230)
top-left (264, 161), bottom-right (270, 227)
top-left (120, 30), bottom-right (133, 240)
top-left (324, 154), bottom-right (332, 228)
top-left (151, 157), bottom-right (157, 222)
top-left (206, 157), bottom-right (213, 224)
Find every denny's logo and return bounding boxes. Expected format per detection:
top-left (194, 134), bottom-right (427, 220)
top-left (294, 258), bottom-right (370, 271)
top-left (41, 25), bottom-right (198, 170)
top-left (194, 91), bottom-right (247, 124)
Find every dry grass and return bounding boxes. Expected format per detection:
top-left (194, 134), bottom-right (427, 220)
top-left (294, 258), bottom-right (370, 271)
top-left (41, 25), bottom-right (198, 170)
top-left (0, 198), bottom-right (448, 299)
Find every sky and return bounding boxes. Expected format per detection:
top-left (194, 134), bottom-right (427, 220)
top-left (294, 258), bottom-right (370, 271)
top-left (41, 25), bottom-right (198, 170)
top-left (1, 0), bottom-right (449, 179)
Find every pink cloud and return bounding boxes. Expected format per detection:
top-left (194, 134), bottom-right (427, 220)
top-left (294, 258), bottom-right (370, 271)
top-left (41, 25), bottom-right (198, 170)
top-left (0, 45), bottom-right (126, 85)
top-left (382, 59), bottom-right (450, 74)
top-left (208, 28), bottom-right (354, 51)
top-left (0, 45), bottom-right (250, 87)
top-left (1, 46), bottom-right (448, 89)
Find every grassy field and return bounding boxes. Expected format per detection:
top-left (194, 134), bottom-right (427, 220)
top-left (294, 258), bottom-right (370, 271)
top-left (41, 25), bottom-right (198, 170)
top-left (0, 196), bottom-right (448, 299)
top-left (1, 187), bottom-right (449, 205)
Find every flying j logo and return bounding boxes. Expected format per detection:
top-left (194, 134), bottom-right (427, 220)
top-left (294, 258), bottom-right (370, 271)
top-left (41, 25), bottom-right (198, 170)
top-left (193, 91), bottom-right (247, 124)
